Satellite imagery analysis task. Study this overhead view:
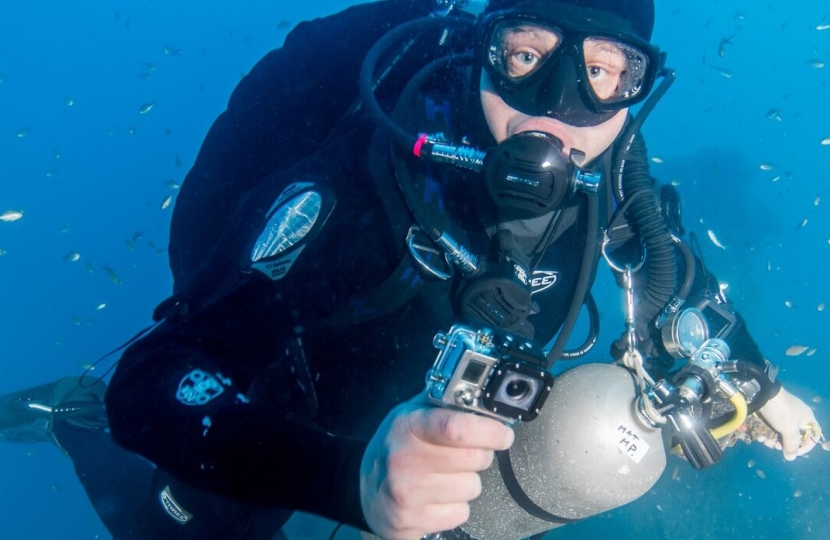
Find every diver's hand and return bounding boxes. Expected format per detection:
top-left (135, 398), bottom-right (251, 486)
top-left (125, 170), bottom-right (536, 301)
top-left (758, 386), bottom-right (822, 461)
top-left (359, 392), bottom-right (514, 540)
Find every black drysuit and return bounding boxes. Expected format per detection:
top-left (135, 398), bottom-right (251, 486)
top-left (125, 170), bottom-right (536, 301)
top-left (103, 0), bottom-right (772, 536)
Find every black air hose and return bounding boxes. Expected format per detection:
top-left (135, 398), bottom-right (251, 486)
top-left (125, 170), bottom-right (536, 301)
top-left (619, 132), bottom-right (677, 324)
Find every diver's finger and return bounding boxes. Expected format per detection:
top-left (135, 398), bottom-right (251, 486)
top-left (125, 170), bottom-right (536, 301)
top-left (796, 439), bottom-right (817, 457)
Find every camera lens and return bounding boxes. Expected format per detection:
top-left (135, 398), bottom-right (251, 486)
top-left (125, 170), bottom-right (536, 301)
top-left (505, 379), bottom-right (531, 399)
top-left (493, 371), bottom-right (540, 412)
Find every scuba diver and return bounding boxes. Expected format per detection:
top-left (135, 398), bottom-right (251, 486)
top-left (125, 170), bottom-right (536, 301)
top-left (0, 0), bottom-right (824, 539)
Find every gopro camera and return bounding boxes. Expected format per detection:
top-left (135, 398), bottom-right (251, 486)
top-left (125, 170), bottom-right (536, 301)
top-left (425, 325), bottom-right (553, 424)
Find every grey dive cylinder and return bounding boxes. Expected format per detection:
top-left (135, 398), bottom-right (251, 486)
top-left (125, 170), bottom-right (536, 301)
top-left (461, 362), bottom-right (667, 540)
top-left (359, 363), bottom-right (667, 540)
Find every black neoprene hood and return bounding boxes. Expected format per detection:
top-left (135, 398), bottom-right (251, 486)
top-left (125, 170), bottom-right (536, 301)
top-left (483, 0), bottom-right (655, 41)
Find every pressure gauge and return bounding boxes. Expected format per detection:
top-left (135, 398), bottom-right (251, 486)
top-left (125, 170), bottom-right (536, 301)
top-left (662, 307), bottom-right (709, 358)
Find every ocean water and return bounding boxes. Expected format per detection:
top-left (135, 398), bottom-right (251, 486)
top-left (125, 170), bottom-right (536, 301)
top-left (0, 1), bottom-right (828, 539)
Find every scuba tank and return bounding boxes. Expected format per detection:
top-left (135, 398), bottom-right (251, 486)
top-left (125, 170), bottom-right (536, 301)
top-left (462, 362), bottom-right (667, 539)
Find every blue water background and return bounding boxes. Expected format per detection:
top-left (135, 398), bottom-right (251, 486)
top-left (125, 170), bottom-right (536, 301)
top-left (1, 0), bottom-right (828, 538)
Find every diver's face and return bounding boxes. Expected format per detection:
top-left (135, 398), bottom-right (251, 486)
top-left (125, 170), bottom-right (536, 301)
top-left (480, 71), bottom-right (627, 162)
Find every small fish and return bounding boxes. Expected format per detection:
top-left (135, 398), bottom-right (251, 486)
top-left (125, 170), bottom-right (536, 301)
top-left (276, 20), bottom-right (294, 31)
top-left (62, 251), bottom-right (81, 263)
top-left (770, 175), bottom-right (781, 182)
top-left (78, 363), bottom-right (96, 371)
top-left (747, 459), bottom-right (755, 468)
top-left (785, 300), bottom-right (793, 308)
top-left (797, 218), bottom-right (808, 230)
top-left (102, 264), bottom-right (122, 286)
top-left (766, 260), bottom-right (772, 271)
top-left (785, 345), bottom-right (809, 356)
top-left (759, 163), bottom-right (776, 171)
top-left (139, 62), bottom-right (156, 72)
top-left (812, 396), bottom-right (823, 403)
top-left (161, 192), bottom-right (174, 210)
top-left (765, 108), bottom-right (783, 122)
top-left (818, 24), bottom-right (830, 31)
top-left (71, 314), bottom-right (82, 325)
top-left (671, 466), bottom-right (679, 481)
top-left (65, 96), bottom-right (75, 107)
top-left (793, 490), bottom-right (803, 498)
top-left (15, 128), bottom-right (32, 138)
top-left (60, 222), bottom-right (73, 234)
top-left (806, 347), bottom-right (818, 356)
top-left (718, 34), bottom-right (736, 58)
top-left (709, 65), bottom-right (733, 78)
top-left (0, 248), bottom-right (7, 256)
top-left (175, 153), bottom-right (182, 168)
top-left (0, 209), bottom-right (23, 222)
top-left (818, 303), bottom-right (826, 312)
top-left (138, 102), bottom-right (156, 114)
top-left (84, 260), bottom-right (95, 274)
top-left (815, 194), bottom-right (821, 206)
top-left (124, 231), bottom-right (144, 251)
top-left (755, 469), bottom-right (766, 479)
top-left (162, 44), bottom-right (182, 56)
top-left (670, 179), bottom-right (681, 187)
top-left (821, 137), bottom-right (830, 145)
top-left (45, 168), bottom-right (59, 178)
top-left (53, 149), bottom-right (61, 159)
top-left (651, 156), bottom-right (664, 164)
top-left (806, 59), bottom-right (825, 69)
top-left (164, 179), bottom-right (181, 190)
top-left (127, 125), bottom-right (137, 135)
top-left (95, 303), bottom-right (107, 310)
top-left (707, 229), bottom-right (727, 249)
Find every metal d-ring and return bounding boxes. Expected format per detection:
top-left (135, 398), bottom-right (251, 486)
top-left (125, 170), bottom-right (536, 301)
top-left (406, 225), bottom-right (454, 280)
top-left (601, 230), bottom-right (646, 274)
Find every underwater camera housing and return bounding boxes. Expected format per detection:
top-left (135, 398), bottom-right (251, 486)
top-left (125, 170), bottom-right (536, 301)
top-left (426, 325), bottom-right (553, 424)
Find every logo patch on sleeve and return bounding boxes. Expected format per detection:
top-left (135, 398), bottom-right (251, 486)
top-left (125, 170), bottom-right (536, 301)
top-left (160, 485), bottom-right (193, 524)
top-left (176, 370), bottom-right (224, 406)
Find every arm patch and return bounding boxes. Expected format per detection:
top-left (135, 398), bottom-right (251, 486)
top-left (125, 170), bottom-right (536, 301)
top-left (250, 183), bottom-right (336, 281)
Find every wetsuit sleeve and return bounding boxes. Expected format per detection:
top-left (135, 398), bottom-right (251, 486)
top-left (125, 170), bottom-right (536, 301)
top-left (107, 326), bottom-right (370, 528)
top-left (168, 0), bottom-right (435, 290)
top-left (107, 118), bottom-right (399, 529)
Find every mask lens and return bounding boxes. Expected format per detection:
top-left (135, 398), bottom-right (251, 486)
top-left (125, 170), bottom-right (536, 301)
top-left (583, 37), bottom-right (651, 105)
top-left (487, 20), bottom-right (562, 82)
top-left (483, 14), bottom-right (658, 114)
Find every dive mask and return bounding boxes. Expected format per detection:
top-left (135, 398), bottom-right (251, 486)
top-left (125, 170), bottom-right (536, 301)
top-left (479, 3), bottom-right (664, 126)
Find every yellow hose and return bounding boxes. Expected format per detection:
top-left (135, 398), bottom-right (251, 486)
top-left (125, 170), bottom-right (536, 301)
top-left (709, 392), bottom-right (748, 441)
top-left (670, 391), bottom-right (748, 455)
